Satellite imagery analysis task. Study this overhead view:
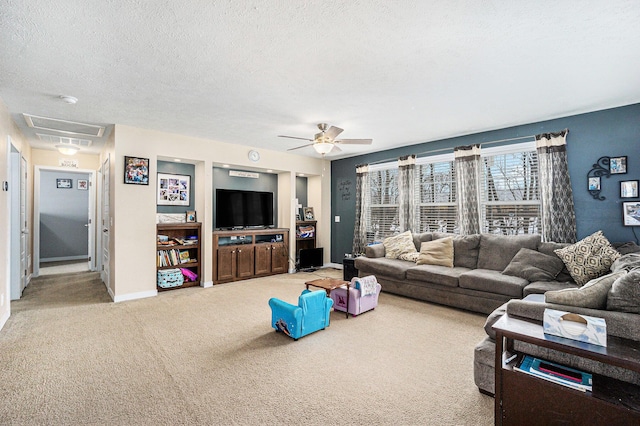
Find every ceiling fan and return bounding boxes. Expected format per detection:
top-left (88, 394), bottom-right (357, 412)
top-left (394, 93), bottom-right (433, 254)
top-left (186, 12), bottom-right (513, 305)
top-left (278, 123), bottom-right (372, 155)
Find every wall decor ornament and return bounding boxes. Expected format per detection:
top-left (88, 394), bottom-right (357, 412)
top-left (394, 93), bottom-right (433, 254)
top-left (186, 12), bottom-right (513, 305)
top-left (157, 173), bottom-right (190, 206)
top-left (622, 202), bottom-right (640, 226)
top-left (77, 179), bottom-right (88, 190)
top-left (610, 156), bottom-right (627, 174)
top-left (621, 180), bottom-right (639, 198)
top-left (124, 156), bottom-right (149, 185)
top-left (56, 178), bottom-right (72, 189)
top-left (587, 156), bottom-right (611, 200)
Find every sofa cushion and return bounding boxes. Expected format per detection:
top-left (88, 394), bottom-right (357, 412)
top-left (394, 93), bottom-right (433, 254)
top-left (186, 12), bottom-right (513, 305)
top-left (523, 281), bottom-right (579, 297)
top-left (537, 241), bottom-right (574, 282)
top-left (354, 257), bottom-right (413, 280)
top-left (406, 264), bottom-right (469, 288)
top-left (412, 232), bottom-right (433, 252)
top-left (433, 233), bottom-right (480, 269)
top-left (554, 231), bottom-right (621, 286)
top-left (383, 231), bottom-right (416, 259)
top-left (483, 302), bottom-right (508, 340)
top-left (477, 234), bottom-right (541, 271)
top-left (416, 238), bottom-right (453, 267)
top-left (459, 269), bottom-right (528, 298)
top-left (607, 270), bottom-right (640, 313)
top-left (545, 270), bottom-right (626, 309)
top-left (613, 241), bottom-right (640, 255)
top-left (502, 248), bottom-right (565, 282)
top-left (364, 243), bottom-right (385, 258)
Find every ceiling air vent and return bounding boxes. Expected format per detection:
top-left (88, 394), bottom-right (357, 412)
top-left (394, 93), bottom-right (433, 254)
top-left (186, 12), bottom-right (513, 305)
top-left (36, 133), bottom-right (93, 147)
top-left (23, 113), bottom-right (105, 137)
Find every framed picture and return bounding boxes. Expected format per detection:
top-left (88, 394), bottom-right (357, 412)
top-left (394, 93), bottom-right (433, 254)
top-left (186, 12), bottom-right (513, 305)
top-left (124, 156), bottom-right (149, 185)
top-left (609, 156), bottom-right (627, 174)
top-left (56, 178), bottom-right (72, 189)
top-left (77, 179), bottom-right (88, 190)
top-left (157, 173), bottom-right (190, 206)
top-left (303, 207), bottom-right (314, 220)
top-left (621, 180), bottom-right (639, 198)
top-left (186, 210), bottom-right (197, 223)
top-left (622, 202), bottom-right (640, 226)
top-left (588, 177), bottom-right (600, 191)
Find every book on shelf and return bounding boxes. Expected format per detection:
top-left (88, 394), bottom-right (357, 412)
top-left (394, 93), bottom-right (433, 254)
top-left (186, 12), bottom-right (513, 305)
top-left (515, 355), bottom-right (592, 392)
top-left (179, 250), bottom-right (191, 263)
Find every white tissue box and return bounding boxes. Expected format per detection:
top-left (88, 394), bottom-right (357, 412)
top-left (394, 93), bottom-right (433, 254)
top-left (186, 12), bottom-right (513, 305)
top-left (543, 308), bottom-right (607, 347)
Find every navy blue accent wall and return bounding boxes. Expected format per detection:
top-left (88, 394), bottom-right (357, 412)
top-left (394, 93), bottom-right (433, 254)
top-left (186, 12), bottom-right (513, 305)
top-left (212, 167), bottom-right (278, 228)
top-left (157, 161), bottom-right (196, 213)
top-left (331, 103), bottom-right (640, 263)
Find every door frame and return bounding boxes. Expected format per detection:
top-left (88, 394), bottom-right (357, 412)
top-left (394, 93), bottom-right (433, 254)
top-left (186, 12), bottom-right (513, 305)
top-left (33, 165), bottom-right (97, 276)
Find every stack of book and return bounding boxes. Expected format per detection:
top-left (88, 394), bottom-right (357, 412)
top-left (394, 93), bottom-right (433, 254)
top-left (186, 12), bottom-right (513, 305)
top-left (157, 249), bottom-right (192, 267)
top-left (515, 355), bottom-right (592, 392)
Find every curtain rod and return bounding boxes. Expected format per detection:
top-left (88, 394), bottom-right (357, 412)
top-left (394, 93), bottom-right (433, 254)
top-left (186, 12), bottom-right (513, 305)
top-left (367, 134), bottom-right (538, 166)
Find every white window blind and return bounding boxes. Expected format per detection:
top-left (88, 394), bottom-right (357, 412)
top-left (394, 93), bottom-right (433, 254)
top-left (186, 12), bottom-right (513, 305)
top-left (365, 166), bottom-right (399, 242)
top-left (416, 155), bottom-right (457, 233)
top-left (480, 143), bottom-right (540, 235)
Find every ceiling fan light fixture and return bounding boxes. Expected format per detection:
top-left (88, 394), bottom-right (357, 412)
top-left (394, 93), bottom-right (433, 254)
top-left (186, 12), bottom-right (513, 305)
top-left (55, 144), bottom-right (80, 155)
top-left (313, 142), bottom-right (333, 154)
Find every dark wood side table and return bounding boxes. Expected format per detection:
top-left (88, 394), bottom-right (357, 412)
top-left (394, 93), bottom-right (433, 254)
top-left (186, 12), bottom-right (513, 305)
top-left (493, 313), bottom-right (640, 425)
top-left (305, 278), bottom-right (350, 319)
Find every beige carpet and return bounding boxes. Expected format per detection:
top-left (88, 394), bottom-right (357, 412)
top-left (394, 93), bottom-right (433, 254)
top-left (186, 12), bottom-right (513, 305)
top-left (0, 269), bottom-right (494, 425)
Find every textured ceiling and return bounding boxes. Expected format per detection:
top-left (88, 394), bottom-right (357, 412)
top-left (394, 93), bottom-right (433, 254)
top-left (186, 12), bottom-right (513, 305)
top-left (1, 1), bottom-right (640, 159)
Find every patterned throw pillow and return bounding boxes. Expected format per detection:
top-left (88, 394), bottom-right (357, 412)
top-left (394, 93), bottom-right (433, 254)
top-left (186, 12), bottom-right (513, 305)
top-left (554, 231), bottom-right (621, 286)
top-left (383, 231), bottom-right (417, 259)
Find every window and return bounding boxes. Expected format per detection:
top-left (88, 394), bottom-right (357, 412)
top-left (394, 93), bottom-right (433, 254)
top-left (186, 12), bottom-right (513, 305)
top-left (480, 143), bottom-right (540, 235)
top-left (365, 165), bottom-right (399, 242)
top-left (416, 154), bottom-right (457, 233)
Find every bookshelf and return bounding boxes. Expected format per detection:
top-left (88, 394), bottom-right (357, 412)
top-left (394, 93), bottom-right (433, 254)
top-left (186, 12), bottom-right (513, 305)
top-left (296, 220), bottom-right (316, 255)
top-left (493, 313), bottom-right (640, 425)
top-left (157, 222), bottom-right (202, 291)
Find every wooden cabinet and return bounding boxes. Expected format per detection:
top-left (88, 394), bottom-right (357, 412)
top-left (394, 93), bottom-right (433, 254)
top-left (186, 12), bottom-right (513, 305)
top-left (213, 228), bottom-right (289, 284)
top-left (493, 314), bottom-right (640, 425)
top-left (156, 223), bottom-right (202, 291)
top-left (295, 220), bottom-right (316, 255)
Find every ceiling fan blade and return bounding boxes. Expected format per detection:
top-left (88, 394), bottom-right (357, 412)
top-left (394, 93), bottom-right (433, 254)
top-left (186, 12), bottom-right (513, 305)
top-left (286, 143), bottom-right (315, 151)
top-left (335, 138), bottom-right (373, 145)
top-left (324, 126), bottom-right (344, 140)
top-left (278, 135), bottom-right (314, 142)
top-left (330, 144), bottom-right (342, 152)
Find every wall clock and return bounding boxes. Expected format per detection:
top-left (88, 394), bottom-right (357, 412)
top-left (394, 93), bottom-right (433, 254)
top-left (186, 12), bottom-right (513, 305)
top-left (248, 150), bottom-right (260, 162)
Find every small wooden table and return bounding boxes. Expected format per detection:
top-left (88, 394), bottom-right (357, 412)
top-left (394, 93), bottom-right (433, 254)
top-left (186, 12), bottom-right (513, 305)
top-left (305, 278), bottom-right (350, 318)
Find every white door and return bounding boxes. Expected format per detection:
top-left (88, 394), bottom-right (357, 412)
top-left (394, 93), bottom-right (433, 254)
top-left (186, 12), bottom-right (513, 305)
top-left (100, 156), bottom-right (110, 287)
top-left (20, 156), bottom-right (28, 293)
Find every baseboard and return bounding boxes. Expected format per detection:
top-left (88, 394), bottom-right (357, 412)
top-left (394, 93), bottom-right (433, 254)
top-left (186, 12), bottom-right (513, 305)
top-left (325, 262), bottom-right (343, 269)
top-left (0, 309), bottom-right (9, 332)
top-left (113, 289), bottom-right (158, 303)
top-left (201, 281), bottom-right (213, 288)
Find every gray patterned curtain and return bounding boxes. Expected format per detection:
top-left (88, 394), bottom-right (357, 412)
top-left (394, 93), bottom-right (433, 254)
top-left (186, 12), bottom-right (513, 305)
top-left (352, 164), bottom-right (370, 255)
top-left (398, 155), bottom-right (417, 232)
top-left (454, 144), bottom-right (481, 235)
top-left (536, 130), bottom-right (577, 243)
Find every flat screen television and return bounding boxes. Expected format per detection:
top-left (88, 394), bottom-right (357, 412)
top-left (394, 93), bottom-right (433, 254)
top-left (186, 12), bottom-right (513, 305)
top-left (216, 189), bottom-right (274, 229)
top-left (299, 247), bottom-right (323, 271)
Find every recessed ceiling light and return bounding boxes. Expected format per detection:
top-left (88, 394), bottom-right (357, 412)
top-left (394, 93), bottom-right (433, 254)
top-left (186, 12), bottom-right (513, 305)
top-left (222, 164), bottom-right (230, 168)
top-left (298, 173), bottom-right (305, 176)
top-left (174, 159), bottom-right (181, 162)
top-left (59, 95), bottom-right (78, 104)
top-left (267, 169), bottom-right (273, 173)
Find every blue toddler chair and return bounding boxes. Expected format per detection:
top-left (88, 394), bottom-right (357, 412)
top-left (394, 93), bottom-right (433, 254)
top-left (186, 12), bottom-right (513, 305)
top-left (268, 289), bottom-right (333, 340)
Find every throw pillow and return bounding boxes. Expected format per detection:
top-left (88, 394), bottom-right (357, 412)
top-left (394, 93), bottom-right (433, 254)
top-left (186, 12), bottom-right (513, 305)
top-left (383, 231), bottom-right (417, 259)
top-left (554, 231), bottom-right (621, 286)
top-left (416, 237), bottom-right (454, 267)
top-left (398, 252), bottom-right (420, 262)
top-left (502, 248), bottom-right (565, 282)
top-left (544, 270), bottom-right (626, 309)
top-left (607, 270), bottom-right (640, 313)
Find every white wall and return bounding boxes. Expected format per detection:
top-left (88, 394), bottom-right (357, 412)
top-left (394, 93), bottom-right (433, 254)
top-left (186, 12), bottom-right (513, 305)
top-left (108, 124), bottom-right (331, 301)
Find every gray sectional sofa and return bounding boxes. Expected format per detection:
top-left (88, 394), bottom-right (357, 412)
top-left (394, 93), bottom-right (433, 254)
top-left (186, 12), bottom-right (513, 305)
top-left (354, 232), bottom-right (578, 315)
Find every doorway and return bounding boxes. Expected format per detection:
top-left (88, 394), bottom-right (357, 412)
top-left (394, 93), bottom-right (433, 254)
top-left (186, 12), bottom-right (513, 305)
top-left (34, 166), bottom-right (96, 277)
top-left (8, 138), bottom-right (29, 300)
